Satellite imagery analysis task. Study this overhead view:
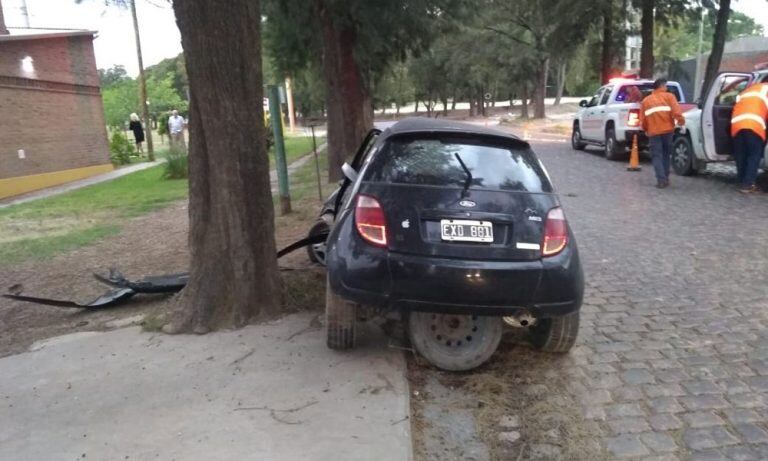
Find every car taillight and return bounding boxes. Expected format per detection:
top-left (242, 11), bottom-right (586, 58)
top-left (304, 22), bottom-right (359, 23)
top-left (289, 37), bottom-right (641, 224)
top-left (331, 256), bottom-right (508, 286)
top-left (627, 109), bottom-right (640, 127)
top-left (355, 194), bottom-right (387, 247)
top-left (542, 207), bottom-right (568, 257)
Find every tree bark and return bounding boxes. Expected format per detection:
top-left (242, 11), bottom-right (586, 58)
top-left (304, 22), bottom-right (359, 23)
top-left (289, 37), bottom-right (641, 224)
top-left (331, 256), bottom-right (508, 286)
top-left (130, 0), bottom-right (155, 161)
top-left (314, 0), bottom-right (371, 182)
top-left (414, 100), bottom-right (419, 113)
top-left (601, 0), bottom-right (614, 84)
top-left (639, 0), bottom-right (655, 78)
top-left (166, 0), bottom-right (282, 334)
top-left (521, 84), bottom-right (529, 119)
top-left (555, 60), bottom-right (566, 105)
top-left (702, 0), bottom-right (731, 98)
top-left (533, 58), bottom-right (547, 119)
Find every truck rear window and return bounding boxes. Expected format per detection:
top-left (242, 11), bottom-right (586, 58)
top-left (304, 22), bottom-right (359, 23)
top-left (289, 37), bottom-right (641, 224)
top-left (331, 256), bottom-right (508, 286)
top-left (616, 83), bottom-right (682, 102)
top-left (365, 137), bottom-right (552, 193)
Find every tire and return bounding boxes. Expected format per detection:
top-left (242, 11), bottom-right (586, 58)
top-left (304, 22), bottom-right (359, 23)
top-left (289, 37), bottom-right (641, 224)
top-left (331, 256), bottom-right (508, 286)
top-left (529, 312), bottom-right (580, 353)
top-left (604, 126), bottom-right (624, 161)
top-left (325, 278), bottom-right (356, 350)
top-left (407, 312), bottom-right (503, 371)
top-left (571, 123), bottom-right (586, 150)
top-left (306, 219), bottom-right (330, 265)
top-left (672, 135), bottom-right (697, 176)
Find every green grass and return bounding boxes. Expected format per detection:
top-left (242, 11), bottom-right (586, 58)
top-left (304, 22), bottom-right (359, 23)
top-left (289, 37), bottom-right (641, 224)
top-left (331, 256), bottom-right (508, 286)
top-left (270, 136), bottom-right (324, 168)
top-left (0, 166), bottom-right (187, 265)
top-left (0, 225), bottom-right (121, 265)
top-left (0, 136), bottom-right (323, 265)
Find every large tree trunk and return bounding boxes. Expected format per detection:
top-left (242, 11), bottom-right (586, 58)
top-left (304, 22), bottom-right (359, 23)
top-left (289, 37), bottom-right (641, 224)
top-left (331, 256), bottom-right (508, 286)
top-left (639, 0), bottom-right (655, 78)
top-left (315, 0), bottom-right (371, 182)
top-left (166, 0), bottom-right (281, 334)
top-left (601, 0), bottom-right (614, 84)
top-left (702, 0), bottom-right (731, 98)
top-left (533, 58), bottom-right (547, 119)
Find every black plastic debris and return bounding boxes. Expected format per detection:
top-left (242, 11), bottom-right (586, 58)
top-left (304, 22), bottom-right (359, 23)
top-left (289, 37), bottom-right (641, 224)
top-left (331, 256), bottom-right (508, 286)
top-left (2, 232), bottom-right (330, 309)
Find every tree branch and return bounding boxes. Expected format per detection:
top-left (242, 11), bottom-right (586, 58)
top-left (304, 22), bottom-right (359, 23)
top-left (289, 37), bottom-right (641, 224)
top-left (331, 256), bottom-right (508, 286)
top-left (484, 26), bottom-right (532, 47)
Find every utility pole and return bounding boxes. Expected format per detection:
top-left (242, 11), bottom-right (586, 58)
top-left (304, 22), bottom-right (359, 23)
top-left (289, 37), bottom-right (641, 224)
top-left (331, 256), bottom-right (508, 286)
top-left (130, 0), bottom-right (154, 161)
top-left (693, 6), bottom-right (706, 101)
top-left (268, 85), bottom-right (291, 215)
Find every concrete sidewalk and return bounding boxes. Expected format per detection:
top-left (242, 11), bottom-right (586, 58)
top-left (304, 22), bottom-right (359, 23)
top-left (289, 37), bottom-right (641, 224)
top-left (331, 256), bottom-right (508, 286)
top-left (0, 312), bottom-right (411, 460)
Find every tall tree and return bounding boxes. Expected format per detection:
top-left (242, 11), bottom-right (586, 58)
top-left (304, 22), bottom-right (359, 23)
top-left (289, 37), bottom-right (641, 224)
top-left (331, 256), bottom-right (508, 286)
top-left (601, 0), bottom-right (615, 83)
top-left (701, 0), bottom-right (731, 97)
top-left (485, 0), bottom-right (595, 118)
top-left (639, 0), bottom-right (655, 78)
top-left (129, 0), bottom-right (155, 161)
top-left (264, 0), bottom-right (460, 181)
top-left (164, 0), bottom-right (282, 333)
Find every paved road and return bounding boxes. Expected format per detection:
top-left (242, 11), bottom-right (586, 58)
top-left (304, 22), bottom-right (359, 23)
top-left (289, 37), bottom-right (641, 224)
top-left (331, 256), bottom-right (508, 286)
top-left (415, 137), bottom-right (768, 460)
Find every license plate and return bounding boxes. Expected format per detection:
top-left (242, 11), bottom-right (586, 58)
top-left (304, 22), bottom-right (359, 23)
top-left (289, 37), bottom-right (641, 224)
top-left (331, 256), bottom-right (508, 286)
top-left (440, 219), bottom-right (493, 243)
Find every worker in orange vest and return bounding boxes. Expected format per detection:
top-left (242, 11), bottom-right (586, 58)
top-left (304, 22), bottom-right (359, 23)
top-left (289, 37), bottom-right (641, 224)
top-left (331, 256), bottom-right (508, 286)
top-left (731, 81), bottom-right (768, 194)
top-left (639, 78), bottom-right (686, 189)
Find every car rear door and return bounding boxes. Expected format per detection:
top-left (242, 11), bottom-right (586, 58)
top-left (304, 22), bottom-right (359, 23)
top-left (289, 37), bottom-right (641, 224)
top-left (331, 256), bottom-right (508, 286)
top-left (360, 134), bottom-right (559, 263)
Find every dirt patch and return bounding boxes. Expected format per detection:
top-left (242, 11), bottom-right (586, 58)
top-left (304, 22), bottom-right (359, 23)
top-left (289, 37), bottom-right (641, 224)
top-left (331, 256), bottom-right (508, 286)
top-left (409, 328), bottom-right (608, 461)
top-left (0, 194), bottom-right (325, 358)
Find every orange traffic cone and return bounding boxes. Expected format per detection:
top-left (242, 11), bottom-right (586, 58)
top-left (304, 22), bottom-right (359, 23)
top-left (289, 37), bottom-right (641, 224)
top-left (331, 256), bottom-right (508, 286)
top-left (627, 134), bottom-right (641, 171)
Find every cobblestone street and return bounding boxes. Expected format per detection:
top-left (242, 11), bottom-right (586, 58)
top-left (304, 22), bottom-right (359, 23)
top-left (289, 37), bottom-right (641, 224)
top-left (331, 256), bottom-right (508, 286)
top-left (411, 137), bottom-right (768, 460)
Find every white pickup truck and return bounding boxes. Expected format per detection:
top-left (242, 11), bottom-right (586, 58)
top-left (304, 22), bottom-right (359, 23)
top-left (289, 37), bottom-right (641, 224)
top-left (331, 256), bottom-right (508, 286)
top-left (671, 70), bottom-right (768, 175)
top-left (571, 79), bottom-right (689, 160)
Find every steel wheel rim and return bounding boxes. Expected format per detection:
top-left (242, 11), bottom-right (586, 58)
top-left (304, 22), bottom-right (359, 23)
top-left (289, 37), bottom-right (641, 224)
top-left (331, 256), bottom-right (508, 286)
top-left (674, 143), bottom-right (688, 168)
top-left (572, 129), bottom-right (580, 146)
top-left (605, 133), bottom-right (614, 154)
top-left (311, 242), bottom-right (327, 265)
top-left (412, 312), bottom-right (489, 356)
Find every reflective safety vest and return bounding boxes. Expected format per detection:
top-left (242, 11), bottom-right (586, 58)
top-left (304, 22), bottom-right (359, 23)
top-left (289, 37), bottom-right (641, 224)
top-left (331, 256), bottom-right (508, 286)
top-left (731, 82), bottom-right (768, 141)
top-left (639, 89), bottom-right (685, 137)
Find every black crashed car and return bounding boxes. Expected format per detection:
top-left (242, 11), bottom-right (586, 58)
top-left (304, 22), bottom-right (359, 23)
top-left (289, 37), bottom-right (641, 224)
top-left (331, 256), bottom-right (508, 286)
top-left (311, 118), bottom-right (584, 371)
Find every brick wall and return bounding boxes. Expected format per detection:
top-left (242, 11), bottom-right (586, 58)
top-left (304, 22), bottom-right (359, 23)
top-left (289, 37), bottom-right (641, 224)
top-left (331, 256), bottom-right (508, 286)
top-left (0, 34), bottom-right (109, 181)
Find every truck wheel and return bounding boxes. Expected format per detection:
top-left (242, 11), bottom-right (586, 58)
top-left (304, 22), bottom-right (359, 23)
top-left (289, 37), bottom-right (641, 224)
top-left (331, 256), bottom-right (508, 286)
top-left (326, 278), bottom-right (356, 350)
top-left (604, 126), bottom-right (624, 161)
top-left (306, 219), bottom-right (329, 265)
top-left (672, 136), bottom-right (697, 176)
top-left (407, 312), bottom-right (503, 371)
top-left (571, 123), bottom-right (586, 151)
top-left (529, 312), bottom-right (580, 353)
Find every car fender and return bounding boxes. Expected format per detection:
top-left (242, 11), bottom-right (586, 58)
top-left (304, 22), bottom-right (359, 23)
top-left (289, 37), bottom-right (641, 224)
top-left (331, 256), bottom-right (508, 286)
top-left (682, 109), bottom-right (708, 161)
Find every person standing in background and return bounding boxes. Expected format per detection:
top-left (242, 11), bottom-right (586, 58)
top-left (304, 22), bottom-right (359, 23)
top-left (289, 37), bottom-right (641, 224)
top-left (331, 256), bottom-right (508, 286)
top-left (639, 78), bottom-right (686, 189)
top-left (730, 81), bottom-right (768, 194)
top-left (128, 113), bottom-right (145, 154)
top-left (168, 110), bottom-right (186, 151)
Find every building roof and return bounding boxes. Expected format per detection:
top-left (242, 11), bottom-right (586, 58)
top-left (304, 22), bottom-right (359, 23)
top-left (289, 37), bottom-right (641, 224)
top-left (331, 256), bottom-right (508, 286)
top-left (0, 27), bottom-right (96, 42)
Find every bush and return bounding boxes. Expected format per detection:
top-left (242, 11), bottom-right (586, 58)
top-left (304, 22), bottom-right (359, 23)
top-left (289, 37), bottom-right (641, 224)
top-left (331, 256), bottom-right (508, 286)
top-left (162, 147), bottom-right (188, 180)
top-left (109, 131), bottom-right (137, 166)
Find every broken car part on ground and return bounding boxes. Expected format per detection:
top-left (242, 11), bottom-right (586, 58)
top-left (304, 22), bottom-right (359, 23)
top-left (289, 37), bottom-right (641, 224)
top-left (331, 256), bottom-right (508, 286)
top-left (2, 233), bottom-right (329, 309)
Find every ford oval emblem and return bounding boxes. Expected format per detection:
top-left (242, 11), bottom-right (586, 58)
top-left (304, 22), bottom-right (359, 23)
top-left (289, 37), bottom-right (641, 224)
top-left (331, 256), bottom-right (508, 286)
top-left (459, 200), bottom-right (476, 208)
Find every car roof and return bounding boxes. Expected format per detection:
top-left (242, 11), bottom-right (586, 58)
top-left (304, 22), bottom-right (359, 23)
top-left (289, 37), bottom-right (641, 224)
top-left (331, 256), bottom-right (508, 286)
top-left (380, 117), bottom-right (529, 148)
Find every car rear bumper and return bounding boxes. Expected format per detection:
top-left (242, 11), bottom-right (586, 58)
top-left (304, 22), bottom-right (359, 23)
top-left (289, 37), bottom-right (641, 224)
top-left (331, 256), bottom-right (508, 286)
top-left (327, 227), bottom-right (583, 318)
top-left (624, 129), bottom-right (648, 148)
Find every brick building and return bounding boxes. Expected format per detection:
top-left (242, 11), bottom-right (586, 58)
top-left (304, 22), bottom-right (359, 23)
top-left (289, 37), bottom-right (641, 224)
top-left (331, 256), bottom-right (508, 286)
top-left (0, 10), bottom-right (111, 199)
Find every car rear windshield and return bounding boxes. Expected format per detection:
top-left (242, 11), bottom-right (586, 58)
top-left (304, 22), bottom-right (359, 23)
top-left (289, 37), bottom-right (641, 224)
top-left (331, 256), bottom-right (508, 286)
top-left (616, 83), bottom-right (682, 102)
top-left (365, 136), bottom-right (552, 193)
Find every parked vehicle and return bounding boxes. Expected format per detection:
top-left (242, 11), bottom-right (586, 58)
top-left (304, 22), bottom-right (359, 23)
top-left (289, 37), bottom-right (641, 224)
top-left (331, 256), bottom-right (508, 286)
top-left (309, 118), bottom-right (584, 371)
top-left (572, 78), bottom-right (689, 160)
top-left (672, 70), bottom-right (768, 176)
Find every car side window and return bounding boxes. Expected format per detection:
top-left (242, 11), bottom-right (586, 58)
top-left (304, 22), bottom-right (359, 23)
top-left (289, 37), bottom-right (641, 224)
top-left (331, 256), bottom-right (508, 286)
top-left (716, 76), bottom-right (750, 105)
top-left (599, 86), bottom-right (613, 105)
top-left (587, 88), bottom-right (604, 107)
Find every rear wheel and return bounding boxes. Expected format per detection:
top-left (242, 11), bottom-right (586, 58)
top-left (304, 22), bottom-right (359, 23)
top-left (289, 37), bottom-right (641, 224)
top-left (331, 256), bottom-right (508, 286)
top-left (407, 312), bottom-right (503, 371)
top-left (571, 123), bottom-right (586, 150)
top-left (604, 126), bottom-right (624, 161)
top-left (326, 278), bottom-right (356, 350)
top-left (672, 135), bottom-right (697, 176)
top-left (306, 219), bottom-right (330, 265)
top-left (529, 312), bottom-right (580, 353)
